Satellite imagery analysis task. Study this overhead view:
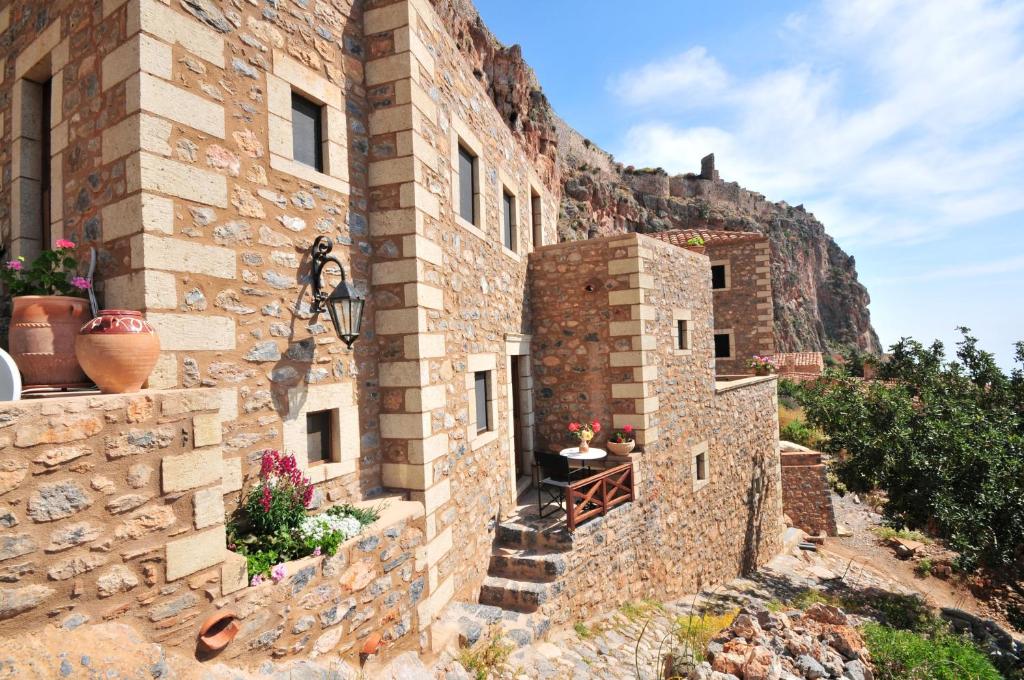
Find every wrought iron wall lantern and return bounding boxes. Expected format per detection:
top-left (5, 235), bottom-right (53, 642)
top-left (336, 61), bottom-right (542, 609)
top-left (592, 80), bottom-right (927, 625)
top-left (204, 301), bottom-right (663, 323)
top-left (309, 235), bottom-right (364, 349)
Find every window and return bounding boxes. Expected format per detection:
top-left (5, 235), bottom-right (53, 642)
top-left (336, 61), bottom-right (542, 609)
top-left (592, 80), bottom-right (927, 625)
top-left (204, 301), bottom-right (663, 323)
top-left (714, 333), bottom-right (731, 359)
top-left (291, 91), bottom-right (324, 172)
top-left (306, 410), bottom-right (332, 465)
top-left (474, 371), bottom-right (491, 434)
top-left (711, 264), bottom-right (727, 290)
top-left (13, 74), bottom-right (56, 257)
top-left (530, 189), bottom-right (543, 247)
top-left (692, 442), bottom-right (710, 491)
top-left (502, 188), bottom-right (516, 251)
top-left (676, 319), bottom-right (689, 351)
top-left (458, 144), bottom-right (477, 225)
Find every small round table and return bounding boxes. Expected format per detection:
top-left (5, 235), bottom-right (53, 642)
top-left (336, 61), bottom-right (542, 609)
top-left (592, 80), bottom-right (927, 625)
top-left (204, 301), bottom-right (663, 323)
top-left (560, 447), bottom-right (606, 473)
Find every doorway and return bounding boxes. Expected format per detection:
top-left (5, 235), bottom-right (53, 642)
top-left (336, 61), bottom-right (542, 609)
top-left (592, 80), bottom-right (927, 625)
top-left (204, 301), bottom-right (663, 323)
top-left (511, 356), bottom-right (524, 479)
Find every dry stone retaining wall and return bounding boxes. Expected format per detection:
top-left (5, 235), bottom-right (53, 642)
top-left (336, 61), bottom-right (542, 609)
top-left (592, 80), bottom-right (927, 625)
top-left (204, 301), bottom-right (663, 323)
top-left (780, 451), bottom-right (838, 536)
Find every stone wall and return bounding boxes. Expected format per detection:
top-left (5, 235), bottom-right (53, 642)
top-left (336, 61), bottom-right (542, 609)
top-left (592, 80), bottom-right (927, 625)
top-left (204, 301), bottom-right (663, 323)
top-left (530, 234), bottom-right (784, 618)
top-left (0, 389), bottom-right (228, 631)
top-left (707, 238), bottom-right (776, 375)
top-left (0, 389), bottom-right (429, 666)
top-left (780, 451), bottom-right (837, 537)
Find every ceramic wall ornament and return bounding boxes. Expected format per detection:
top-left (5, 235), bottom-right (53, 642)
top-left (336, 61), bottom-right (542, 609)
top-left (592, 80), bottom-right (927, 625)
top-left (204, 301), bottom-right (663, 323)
top-left (75, 310), bottom-right (161, 393)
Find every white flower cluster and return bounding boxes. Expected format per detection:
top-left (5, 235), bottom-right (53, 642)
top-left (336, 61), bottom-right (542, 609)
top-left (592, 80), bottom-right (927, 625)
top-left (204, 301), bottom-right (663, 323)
top-left (298, 513), bottom-right (363, 543)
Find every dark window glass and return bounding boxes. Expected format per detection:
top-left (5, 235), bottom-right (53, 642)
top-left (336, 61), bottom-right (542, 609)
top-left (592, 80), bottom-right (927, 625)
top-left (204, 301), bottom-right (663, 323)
top-left (677, 319), bottom-right (688, 350)
top-left (474, 371), bottom-right (490, 433)
top-left (696, 452), bottom-right (707, 481)
top-left (458, 145), bottom-right (476, 224)
top-left (502, 190), bottom-right (514, 250)
top-left (306, 410), bottom-right (332, 464)
top-left (714, 333), bottom-right (731, 358)
top-left (41, 77), bottom-right (52, 250)
top-left (292, 92), bottom-right (323, 172)
top-left (711, 264), bottom-right (727, 289)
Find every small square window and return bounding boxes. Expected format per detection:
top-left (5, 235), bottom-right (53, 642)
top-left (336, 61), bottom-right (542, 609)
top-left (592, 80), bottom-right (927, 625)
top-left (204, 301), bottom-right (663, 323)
top-left (458, 144), bottom-right (477, 225)
top-left (502, 188), bottom-right (516, 251)
top-left (474, 371), bottom-right (491, 434)
top-left (676, 319), bottom-right (689, 350)
top-left (711, 264), bottom-right (727, 290)
top-left (692, 442), bottom-right (710, 490)
top-left (306, 409), bottom-right (332, 465)
top-left (695, 452), bottom-right (707, 481)
top-left (714, 333), bottom-right (731, 359)
top-left (292, 92), bottom-right (324, 172)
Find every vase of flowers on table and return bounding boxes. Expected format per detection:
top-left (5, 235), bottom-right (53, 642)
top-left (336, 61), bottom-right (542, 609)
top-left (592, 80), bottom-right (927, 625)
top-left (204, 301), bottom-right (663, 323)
top-left (607, 424), bottom-right (636, 455)
top-left (568, 418), bottom-right (601, 452)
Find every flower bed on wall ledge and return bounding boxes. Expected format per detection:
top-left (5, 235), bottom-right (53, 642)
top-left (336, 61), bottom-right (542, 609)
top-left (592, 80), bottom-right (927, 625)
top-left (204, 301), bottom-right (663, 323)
top-left (227, 449), bottom-right (386, 584)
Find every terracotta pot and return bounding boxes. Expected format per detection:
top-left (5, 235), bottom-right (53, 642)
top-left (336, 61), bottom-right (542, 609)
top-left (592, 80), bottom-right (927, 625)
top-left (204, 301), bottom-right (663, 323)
top-left (197, 610), bottom-right (239, 652)
top-left (8, 295), bottom-right (91, 386)
top-left (685, 245), bottom-right (706, 255)
top-left (75, 310), bottom-right (161, 393)
top-left (607, 440), bottom-right (636, 456)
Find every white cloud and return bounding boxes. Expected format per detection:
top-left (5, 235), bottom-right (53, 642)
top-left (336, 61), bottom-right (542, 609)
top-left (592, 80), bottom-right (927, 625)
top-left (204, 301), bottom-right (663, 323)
top-left (607, 0), bottom-right (1024, 248)
top-left (608, 47), bottom-right (728, 106)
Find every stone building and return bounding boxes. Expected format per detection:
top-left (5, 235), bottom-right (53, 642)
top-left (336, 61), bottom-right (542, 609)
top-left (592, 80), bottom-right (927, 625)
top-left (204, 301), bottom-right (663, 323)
top-left (648, 228), bottom-right (776, 375)
top-left (0, 0), bottom-right (782, 669)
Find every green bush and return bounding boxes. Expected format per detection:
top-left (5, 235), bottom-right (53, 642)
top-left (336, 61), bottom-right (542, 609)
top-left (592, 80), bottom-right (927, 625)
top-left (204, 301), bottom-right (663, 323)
top-left (862, 623), bottom-right (1002, 680)
top-left (780, 419), bottom-right (821, 448)
top-left (799, 329), bottom-right (1024, 570)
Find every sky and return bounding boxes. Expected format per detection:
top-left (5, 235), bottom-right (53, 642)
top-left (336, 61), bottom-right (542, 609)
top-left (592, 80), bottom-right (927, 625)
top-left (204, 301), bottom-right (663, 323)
top-left (474, 0), bottom-right (1024, 370)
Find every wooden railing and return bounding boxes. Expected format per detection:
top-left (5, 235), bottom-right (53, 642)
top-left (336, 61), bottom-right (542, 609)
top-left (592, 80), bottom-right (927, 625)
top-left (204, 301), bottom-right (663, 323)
top-left (566, 462), bottom-right (634, 532)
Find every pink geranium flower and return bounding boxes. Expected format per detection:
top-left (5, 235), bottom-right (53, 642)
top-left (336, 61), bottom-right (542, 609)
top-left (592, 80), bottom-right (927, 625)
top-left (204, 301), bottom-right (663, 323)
top-left (71, 276), bottom-right (91, 290)
top-left (5, 260), bottom-right (22, 271)
top-left (55, 239), bottom-right (76, 249)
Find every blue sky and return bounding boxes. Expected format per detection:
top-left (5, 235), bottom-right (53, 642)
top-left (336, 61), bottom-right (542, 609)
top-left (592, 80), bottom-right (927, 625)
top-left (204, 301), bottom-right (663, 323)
top-left (475, 0), bottom-right (1024, 370)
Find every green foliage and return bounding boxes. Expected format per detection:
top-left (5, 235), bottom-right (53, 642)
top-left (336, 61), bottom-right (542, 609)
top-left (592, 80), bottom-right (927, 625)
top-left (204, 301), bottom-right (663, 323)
top-left (798, 329), bottom-right (1024, 570)
top-left (787, 588), bottom-right (939, 633)
top-left (862, 623), bottom-right (1002, 680)
top-left (573, 621), bottom-right (593, 639)
top-left (0, 241), bottom-right (89, 297)
top-left (327, 502), bottom-right (384, 526)
top-left (242, 450), bottom-right (313, 537)
top-left (915, 558), bottom-right (934, 577)
top-left (619, 599), bottom-right (664, 621)
top-left (458, 633), bottom-right (513, 680)
top-left (873, 526), bottom-right (932, 544)
top-left (685, 235), bottom-right (705, 247)
top-left (675, 610), bottom-right (737, 657)
top-left (780, 419), bottom-right (822, 448)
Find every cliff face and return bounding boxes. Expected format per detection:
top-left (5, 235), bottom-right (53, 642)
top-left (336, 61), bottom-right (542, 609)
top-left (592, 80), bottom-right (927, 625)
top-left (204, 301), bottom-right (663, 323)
top-left (427, 0), bottom-right (881, 355)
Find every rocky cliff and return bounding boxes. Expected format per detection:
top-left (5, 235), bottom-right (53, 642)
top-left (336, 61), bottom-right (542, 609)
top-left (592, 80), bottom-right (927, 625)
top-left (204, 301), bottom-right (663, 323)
top-left (428, 0), bottom-right (881, 355)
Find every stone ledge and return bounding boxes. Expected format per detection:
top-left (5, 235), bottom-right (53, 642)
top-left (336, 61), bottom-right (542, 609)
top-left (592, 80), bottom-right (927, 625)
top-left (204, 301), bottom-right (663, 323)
top-left (714, 374), bottom-right (777, 393)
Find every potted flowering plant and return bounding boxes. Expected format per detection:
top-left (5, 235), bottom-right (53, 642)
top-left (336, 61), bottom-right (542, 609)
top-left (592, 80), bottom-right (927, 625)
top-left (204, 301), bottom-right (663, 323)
top-left (607, 424), bottom-right (636, 455)
top-left (684, 235), bottom-right (706, 254)
top-left (748, 354), bottom-right (778, 376)
top-left (568, 418), bottom-right (601, 452)
top-left (1, 240), bottom-right (93, 386)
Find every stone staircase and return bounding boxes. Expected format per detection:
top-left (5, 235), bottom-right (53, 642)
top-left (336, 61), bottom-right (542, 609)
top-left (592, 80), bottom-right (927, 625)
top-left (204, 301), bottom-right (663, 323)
top-left (441, 516), bottom-right (574, 649)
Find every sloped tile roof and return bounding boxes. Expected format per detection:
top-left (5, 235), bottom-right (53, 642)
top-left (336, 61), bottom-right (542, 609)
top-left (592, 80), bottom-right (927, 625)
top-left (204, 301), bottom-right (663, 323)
top-left (647, 228), bottom-right (767, 247)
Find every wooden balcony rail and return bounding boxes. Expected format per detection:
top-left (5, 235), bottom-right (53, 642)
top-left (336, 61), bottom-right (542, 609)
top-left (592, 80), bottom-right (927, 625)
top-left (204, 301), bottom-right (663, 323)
top-left (566, 462), bottom-right (634, 532)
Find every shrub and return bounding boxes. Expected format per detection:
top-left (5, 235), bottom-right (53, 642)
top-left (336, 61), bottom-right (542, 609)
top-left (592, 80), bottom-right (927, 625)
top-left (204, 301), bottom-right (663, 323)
top-left (862, 623), bottom-right (1002, 680)
top-left (780, 419), bottom-right (821, 448)
top-left (915, 558), bottom-right (934, 577)
top-left (799, 329), bottom-right (1024, 570)
top-left (458, 633), bottom-right (513, 680)
top-left (675, 610), bottom-right (737, 658)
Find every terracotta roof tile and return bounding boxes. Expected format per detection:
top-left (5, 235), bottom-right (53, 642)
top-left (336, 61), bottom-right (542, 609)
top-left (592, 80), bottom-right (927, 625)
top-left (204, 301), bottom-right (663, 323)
top-left (647, 228), bottom-right (767, 248)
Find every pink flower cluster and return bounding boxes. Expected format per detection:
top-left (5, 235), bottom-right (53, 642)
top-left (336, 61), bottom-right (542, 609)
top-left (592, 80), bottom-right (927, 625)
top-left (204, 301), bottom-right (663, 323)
top-left (5, 260), bottom-right (22, 271)
top-left (257, 449), bottom-right (314, 510)
top-left (71, 276), bottom-right (91, 290)
top-left (55, 239), bottom-right (76, 249)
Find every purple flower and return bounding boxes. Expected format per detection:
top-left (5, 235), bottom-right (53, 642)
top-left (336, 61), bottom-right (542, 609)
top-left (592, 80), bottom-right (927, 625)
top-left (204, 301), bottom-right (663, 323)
top-left (270, 563), bottom-right (286, 584)
top-left (312, 546), bottom-right (322, 557)
top-left (71, 276), bottom-right (91, 290)
top-left (5, 260), bottom-right (22, 271)
top-left (250, 574), bottom-right (265, 587)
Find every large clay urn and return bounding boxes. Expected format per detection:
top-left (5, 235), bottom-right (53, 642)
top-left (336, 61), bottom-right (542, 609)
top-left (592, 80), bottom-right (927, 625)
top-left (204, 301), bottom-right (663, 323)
top-left (8, 295), bottom-right (91, 386)
top-left (75, 310), bottom-right (160, 393)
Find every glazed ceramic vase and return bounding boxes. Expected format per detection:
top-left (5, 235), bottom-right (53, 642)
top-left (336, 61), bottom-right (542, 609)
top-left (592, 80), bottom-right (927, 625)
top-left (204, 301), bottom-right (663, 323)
top-left (8, 296), bottom-right (91, 386)
top-left (75, 310), bottom-right (160, 393)
top-left (607, 440), bottom-right (636, 456)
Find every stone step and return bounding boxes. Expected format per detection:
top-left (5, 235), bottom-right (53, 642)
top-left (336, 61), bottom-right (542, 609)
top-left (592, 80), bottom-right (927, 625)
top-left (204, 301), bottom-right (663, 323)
top-left (478, 575), bottom-right (561, 614)
top-left (488, 548), bottom-right (567, 583)
top-left (495, 520), bottom-right (573, 552)
top-left (440, 601), bottom-right (551, 649)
